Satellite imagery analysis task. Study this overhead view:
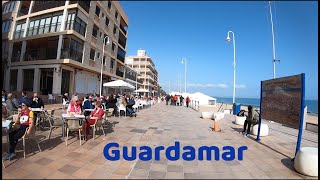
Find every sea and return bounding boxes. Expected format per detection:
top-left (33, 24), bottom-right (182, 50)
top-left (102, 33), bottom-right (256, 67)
top-left (213, 97), bottom-right (318, 115)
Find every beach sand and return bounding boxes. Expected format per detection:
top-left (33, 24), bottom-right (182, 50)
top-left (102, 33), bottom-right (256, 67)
top-left (198, 103), bottom-right (318, 125)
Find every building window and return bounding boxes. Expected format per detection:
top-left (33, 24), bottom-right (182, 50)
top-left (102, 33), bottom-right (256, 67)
top-left (61, 37), bottom-right (84, 63)
top-left (66, 13), bottom-right (75, 30)
top-left (113, 26), bottom-right (117, 35)
top-left (92, 24), bottom-right (98, 38)
top-left (38, 19), bottom-right (46, 34)
top-left (110, 58), bottom-right (115, 69)
top-left (105, 17), bottom-right (109, 27)
top-left (2, 20), bottom-right (12, 33)
top-left (95, 5), bottom-right (100, 17)
top-left (102, 56), bottom-right (106, 66)
top-left (101, 13), bottom-right (104, 18)
top-left (115, 11), bottom-right (118, 19)
top-left (33, 20), bottom-right (40, 35)
top-left (112, 42), bottom-right (116, 52)
top-left (108, 1), bottom-right (112, 9)
top-left (23, 69), bottom-right (34, 92)
top-left (10, 69), bottom-right (18, 91)
top-left (90, 49), bottom-right (95, 60)
top-left (117, 46), bottom-right (126, 63)
top-left (2, 1), bottom-right (16, 14)
top-left (66, 13), bottom-right (86, 37)
top-left (97, 52), bottom-right (100, 59)
top-left (44, 17), bottom-right (51, 33)
top-left (50, 16), bottom-right (58, 32)
top-left (14, 22), bottom-right (26, 39)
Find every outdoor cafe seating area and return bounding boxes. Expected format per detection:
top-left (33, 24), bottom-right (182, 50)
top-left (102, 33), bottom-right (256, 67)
top-left (2, 91), bottom-right (157, 168)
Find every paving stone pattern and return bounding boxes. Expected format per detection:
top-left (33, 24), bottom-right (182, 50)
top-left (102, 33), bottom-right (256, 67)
top-left (2, 103), bottom-right (318, 179)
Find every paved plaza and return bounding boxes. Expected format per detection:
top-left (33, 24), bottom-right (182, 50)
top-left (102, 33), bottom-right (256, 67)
top-left (2, 102), bottom-right (318, 179)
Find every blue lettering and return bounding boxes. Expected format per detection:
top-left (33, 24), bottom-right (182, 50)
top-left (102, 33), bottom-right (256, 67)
top-left (165, 142), bottom-right (180, 161)
top-left (182, 146), bottom-right (195, 161)
top-left (123, 146), bottom-right (136, 161)
top-left (154, 145), bottom-right (165, 160)
top-left (237, 146), bottom-right (248, 160)
top-left (222, 146), bottom-right (235, 161)
top-left (103, 142), bottom-right (120, 161)
top-left (139, 146), bottom-right (152, 161)
top-left (198, 146), bottom-right (220, 160)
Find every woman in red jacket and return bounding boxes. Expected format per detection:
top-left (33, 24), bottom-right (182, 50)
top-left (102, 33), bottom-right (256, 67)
top-left (186, 96), bottom-right (190, 108)
top-left (84, 100), bottom-right (104, 139)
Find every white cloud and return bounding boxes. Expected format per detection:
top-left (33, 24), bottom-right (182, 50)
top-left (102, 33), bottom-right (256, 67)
top-left (188, 83), bottom-right (228, 88)
top-left (235, 84), bottom-right (246, 89)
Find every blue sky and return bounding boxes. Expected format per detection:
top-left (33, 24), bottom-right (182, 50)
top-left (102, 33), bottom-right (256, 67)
top-left (120, 1), bottom-right (318, 100)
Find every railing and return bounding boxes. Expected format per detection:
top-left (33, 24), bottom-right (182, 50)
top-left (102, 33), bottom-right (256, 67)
top-left (190, 100), bottom-right (200, 111)
top-left (60, 48), bottom-right (83, 63)
top-left (31, 1), bottom-right (65, 13)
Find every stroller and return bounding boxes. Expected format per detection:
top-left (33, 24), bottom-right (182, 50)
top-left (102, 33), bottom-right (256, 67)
top-left (126, 99), bottom-right (137, 117)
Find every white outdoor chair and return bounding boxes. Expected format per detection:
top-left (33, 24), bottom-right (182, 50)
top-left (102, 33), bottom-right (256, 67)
top-left (48, 94), bottom-right (55, 103)
top-left (118, 104), bottom-right (126, 117)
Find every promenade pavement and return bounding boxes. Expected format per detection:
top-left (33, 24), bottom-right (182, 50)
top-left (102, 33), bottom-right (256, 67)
top-left (2, 102), bottom-right (318, 179)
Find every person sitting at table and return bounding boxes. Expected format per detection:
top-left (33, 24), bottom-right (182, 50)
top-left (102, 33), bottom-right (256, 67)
top-left (18, 92), bottom-right (31, 105)
top-left (62, 93), bottom-right (70, 107)
top-left (3, 101), bottom-right (34, 160)
top-left (30, 92), bottom-right (44, 109)
top-left (83, 95), bottom-right (94, 116)
top-left (12, 93), bottom-right (19, 108)
top-left (67, 96), bottom-right (82, 115)
top-left (106, 94), bottom-right (118, 116)
top-left (5, 93), bottom-right (18, 116)
top-left (84, 100), bottom-right (104, 139)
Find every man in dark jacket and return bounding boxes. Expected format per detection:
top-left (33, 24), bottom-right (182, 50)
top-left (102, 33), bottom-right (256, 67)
top-left (30, 92), bottom-right (44, 108)
top-left (242, 105), bottom-right (259, 137)
top-left (83, 95), bottom-right (94, 116)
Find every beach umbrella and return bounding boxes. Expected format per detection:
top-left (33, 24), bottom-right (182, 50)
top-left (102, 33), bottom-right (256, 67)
top-left (134, 88), bottom-right (150, 93)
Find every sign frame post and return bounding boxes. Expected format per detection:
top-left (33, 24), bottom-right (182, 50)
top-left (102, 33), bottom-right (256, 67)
top-left (256, 81), bottom-right (263, 142)
top-left (294, 73), bottom-right (305, 157)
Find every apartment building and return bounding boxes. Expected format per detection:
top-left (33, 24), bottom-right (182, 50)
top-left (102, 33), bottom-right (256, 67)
top-left (125, 50), bottom-right (158, 96)
top-left (124, 65), bottom-right (143, 91)
top-left (2, 1), bottom-right (17, 90)
top-left (2, 1), bottom-right (128, 99)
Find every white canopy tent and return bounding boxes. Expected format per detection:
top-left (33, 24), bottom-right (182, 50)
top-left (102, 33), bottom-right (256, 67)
top-left (190, 92), bottom-right (216, 106)
top-left (103, 80), bottom-right (135, 94)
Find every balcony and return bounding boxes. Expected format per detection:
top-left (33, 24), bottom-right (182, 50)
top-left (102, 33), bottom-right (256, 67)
top-left (116, 70), bottom-right (124, 78)
top-left (69, 0), bottom-right (90, 13)
top-left (23, 37), bottom-right (59, 61)
top-left (31, 1), bottom-right (66, 14)
top-left (60, 48), bottom-right (83, 63)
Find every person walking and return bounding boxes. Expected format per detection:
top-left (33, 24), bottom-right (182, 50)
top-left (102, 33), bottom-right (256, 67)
top-left (186, 96), bottom-right (190, 108)
top-left (179, 96), bottom-right (184, 106)
top-left (165, 94), bottom-right (170, 105)
top-left (242, 105), bottom-right (259, 137)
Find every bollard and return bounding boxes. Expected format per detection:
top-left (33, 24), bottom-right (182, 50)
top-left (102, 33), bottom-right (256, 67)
top-left (213, 120), bottom-right (220, 132)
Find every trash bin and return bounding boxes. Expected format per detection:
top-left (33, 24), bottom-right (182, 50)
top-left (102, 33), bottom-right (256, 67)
top-left (233, 103), bottom-right (241, 115)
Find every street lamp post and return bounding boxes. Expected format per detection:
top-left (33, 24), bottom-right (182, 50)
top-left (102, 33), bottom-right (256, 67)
top-left (181, 58), bottom-right (187, 94)
top-left (226, 31), bottom-right (236, 104)
top-left (100, 35), bottom-right (110, 97)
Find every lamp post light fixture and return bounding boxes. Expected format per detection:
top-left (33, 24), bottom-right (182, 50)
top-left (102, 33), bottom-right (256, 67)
top-left (181, 58), bottom-right (187, 94)
top-left (226, 31), bottom-right (236, 104)
top-left (100, 35), bottom-right (110, 97)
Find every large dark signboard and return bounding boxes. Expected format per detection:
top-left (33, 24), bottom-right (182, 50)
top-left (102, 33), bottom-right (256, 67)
top-left (261, 74), bottom-right (302, 129)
